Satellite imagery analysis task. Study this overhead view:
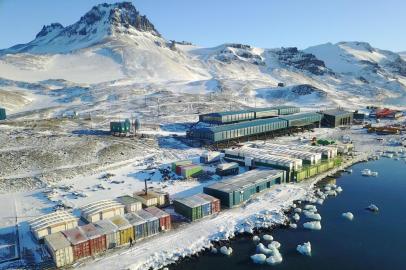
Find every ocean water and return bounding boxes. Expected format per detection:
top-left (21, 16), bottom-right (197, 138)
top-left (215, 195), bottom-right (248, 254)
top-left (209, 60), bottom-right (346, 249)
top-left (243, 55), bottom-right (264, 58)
top-left (170, 158), bottom-right (406, 270)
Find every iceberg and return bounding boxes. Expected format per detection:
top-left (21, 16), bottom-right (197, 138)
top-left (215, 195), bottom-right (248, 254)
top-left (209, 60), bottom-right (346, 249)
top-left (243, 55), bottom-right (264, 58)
top-left (252, 235), bottom-right (260, 242)
top-left (303, 221), bottom-right (322, 230)
top-left (342, 212), bottom-right (354, 220)
top-left (294, 208), bottom-right (302, 213)
top-left (304, 205), bottom-right (317, 212)
top-left (304, 210), bottom-right (322, 221)
top-left (296, 242), bottom-right (312, 256)
top-left (263, 234), bottom-right (273, 241)
top-left (220, 246), bottom-right (233, 256)
top-left (250, 254), bottom-right (267, 264)
top-left (289, 223), bottom-right (297, 229)
top-left (266, 247), bottom-right (283, 265)
top-left (256, 243), bottom-right (273, 255)
top-left (293, 213), bottom-right (300, 221)
top-left (367, 204), bottom-right (379, 212)
top-left (268, 241), bottom-right (281, 249)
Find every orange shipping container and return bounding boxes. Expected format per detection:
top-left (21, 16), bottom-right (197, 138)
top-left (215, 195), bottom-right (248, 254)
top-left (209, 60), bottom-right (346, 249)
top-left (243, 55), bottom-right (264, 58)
top-left (80, 224), bottom-right (107, 256)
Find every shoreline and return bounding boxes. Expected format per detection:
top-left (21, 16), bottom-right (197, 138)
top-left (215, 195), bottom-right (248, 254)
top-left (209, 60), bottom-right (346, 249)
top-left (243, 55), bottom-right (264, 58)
top-left (76, 153), bottom-right (367, 270)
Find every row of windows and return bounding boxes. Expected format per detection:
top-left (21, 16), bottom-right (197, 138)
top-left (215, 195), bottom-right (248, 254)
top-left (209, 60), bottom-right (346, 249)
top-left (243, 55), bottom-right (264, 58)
top-left (214, 121), bottom-right (287, 141)
top-left (222, 112), bottom-right (255, 123)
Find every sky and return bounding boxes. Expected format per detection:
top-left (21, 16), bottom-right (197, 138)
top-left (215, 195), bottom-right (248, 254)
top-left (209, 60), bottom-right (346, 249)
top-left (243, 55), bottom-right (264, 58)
top-left (0, 0), bottom-right (405, 51)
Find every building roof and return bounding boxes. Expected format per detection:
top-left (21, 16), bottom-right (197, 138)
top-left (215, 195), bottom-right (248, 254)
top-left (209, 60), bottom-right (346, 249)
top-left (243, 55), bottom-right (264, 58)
top-left (320, 109), bottom-right (353, 117)
top-left (116, 195), bottom-right (142, 205)
top-left (29, 211), bottom-right (78, 232)
top-left (174, 194), bottom-right (210, 208)
top-left (135, 209), bottom-right (159, 222)
top-left (109, 215), bottom-right (132, 230)
top-left (94, 219), bottom-right (118, 234)
top-left (197, 117), bottom-right (287, 133)
top-left (145, 206), bottom-right (170, 218)
top-left (44, 232), bottom-right (71, 251)
top-left (62, 227), bottom-right (88, 245)
top-left (80, 200), bottom-right (124, 217)
top-left (205, 168), bottom-right (285, 193)
top-left (125, 213), bottom-right (146, 226)
top-left (80, 223), bottom-right (102, 240)
top-left (195, 193), bottom-right (220, 203)
top-left (279, 112), bottom-right (322, 121)
top-left (201, 109), bottom-right (254, 117)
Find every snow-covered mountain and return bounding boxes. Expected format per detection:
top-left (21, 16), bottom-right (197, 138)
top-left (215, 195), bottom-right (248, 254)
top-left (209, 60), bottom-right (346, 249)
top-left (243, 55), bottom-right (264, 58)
top-left (0, 2), bottom-right (405, 118)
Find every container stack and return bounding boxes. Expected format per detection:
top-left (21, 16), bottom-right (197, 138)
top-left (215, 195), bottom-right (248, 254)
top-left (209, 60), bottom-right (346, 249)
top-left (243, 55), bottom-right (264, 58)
top-left (135, 209), bottom-right (160, 237)
top-left (125, 212), bottom-right (148, 241)
top-left (93, 219), bottom-right (119, 249)
top-left (179, 164), bottom-right (203, 178)
top-left (173, 193), bottom-right (219, 221)
top-left (172, 160), bottom-right (192, 172)
top-left (109, 215), bottom-right (134, 246)
top-left (133, 191), bottom-right (158, 208)
top-left (148, 189), bottom-right (170, 207)
top-left (80, 200), bottom-right (125, 223)
top-left (29, 211), bottom-right (78, 240)
top-left (79, 224), bottom-right (107, 256)
top-left (145, 206), bottom-right (172, 231)
top-left (116, 195), bottom-right (142, 213)
top-left (44, 232), bottom-right (74, 268)
top-left (62, 227), bottom-right (91, 261)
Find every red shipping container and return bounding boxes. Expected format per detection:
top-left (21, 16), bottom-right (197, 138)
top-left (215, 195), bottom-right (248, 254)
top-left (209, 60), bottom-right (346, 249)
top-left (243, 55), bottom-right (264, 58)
top-left (196, 193), bottom-right (221, 214)
top-left (175, 165), bottom-right (184, 175)
top-left (63, 227), bottom-right (91, 261)
top-left (145, 206), bottom-right (172, 231)
top-left (80, 224), bottom-right (107, 256)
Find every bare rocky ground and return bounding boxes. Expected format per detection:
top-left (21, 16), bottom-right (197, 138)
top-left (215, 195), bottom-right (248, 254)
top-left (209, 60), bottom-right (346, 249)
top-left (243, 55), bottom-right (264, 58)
top-left (0, 118), bottom-right (158, 193)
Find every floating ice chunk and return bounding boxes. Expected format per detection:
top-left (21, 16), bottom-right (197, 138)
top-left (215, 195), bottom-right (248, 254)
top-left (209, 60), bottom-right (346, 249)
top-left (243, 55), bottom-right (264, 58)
top-left (289, 223), bottom-right (297, 229)
top-left (268, 241), bottom-right (281, 249)
top-left (316, 199), bottom-right (324, 205)
top-left (266, 247), bottom-right (283, 265)
top-left (342, 212), bottom-right (354, 220)
top-left (336, 186), bottom-right (343, 193)
top-left (293, 213), bottom-right (300, 221)
top-left (294, 208), bottom-right (302, 213)
top-left (263, 234), bottom-right (273, 241)
top-left (257, 243), bottom-right (273, 255)
top-left (220, 246), bottom-right (233, 256)
top-left (211, 247), bottom-right (218, 254)
top-left (253, 235), bottom-right (260, 242)
top-left (297, 242), bottom-right (312, 256)
top-left (304, 205), bottom-right (317, 212)
top-left (326, 190), bottom-right (337, 196)
top-left (303, 221), bottom-right (322, 230)
top-left (304, 211), bottom-right (322, 221)
top-left (250, 254), bottom-right (267, 264)
top-left (245, 227), bottom-right (254, 234)
top-left (367, 204), bottom-right (379, 212)
top-left (324, 186), bottom-right (331, 191)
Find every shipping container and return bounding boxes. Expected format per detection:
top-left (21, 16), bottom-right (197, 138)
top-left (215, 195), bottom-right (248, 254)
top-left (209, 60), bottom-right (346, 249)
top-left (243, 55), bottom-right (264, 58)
top-left (125, 213), bottom-right (148, 241)
top-left (44, 232), bottom-right (74, 268)
top-left (29, 211), bottom-right (78, 240)
top-left (109, 216), bottom-right (134, 246)
top-left (172, 160), bottom-right (192, 172)
top-left (216, 162), bottom-right (239, 176)
top-left (133, 192), bottom-right (158, 207)
top-left (204, 169), bottom-right (285, 208)
top-left (110, 119), bottom-right (131, 133)
top-left (200, 151), bottom-right (221, 163)
top-left (94, 219), bottom-right (120, 249)
top-left (173, 197), bottom-right (203, 221)
top-left (195, 193), bottom-right (221, 214)
top-left (148, 190), bottom-right (170, 207)
top-left (80, 200), bottom-right (125, 223)
top-left (180, 164), bottom-right (203, 178)
top-left (135, 209), bottom-right (160, 237)
top-left (116, 195), bottom-right (142, 213)
top-left (145, 206), bottom-right (172, 231)
top-left (62, 228), bottom-right (90, 261)
top-left (79, 224), bottom-right (107, 256)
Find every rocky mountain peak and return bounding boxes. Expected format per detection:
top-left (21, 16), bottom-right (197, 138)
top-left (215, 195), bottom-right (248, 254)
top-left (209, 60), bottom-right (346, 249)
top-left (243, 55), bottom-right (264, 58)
top-left (35, 23), bottom-right (64, 38)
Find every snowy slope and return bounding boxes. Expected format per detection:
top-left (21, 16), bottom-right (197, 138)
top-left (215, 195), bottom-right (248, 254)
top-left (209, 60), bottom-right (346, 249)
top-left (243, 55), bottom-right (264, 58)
top-left (0, 2), bottom-right (405, 117)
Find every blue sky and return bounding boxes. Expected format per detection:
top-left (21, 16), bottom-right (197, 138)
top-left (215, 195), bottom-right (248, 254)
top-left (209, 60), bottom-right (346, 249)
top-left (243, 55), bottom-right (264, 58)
top-left (0, 0), bottom-right (405, 51)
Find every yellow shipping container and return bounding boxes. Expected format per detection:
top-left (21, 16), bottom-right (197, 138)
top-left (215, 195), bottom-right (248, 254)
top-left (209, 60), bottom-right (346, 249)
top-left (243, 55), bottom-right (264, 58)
top-left (44, 232), bottom-right (74, 268)
top-left (109, 216), bottom-right (134, 246)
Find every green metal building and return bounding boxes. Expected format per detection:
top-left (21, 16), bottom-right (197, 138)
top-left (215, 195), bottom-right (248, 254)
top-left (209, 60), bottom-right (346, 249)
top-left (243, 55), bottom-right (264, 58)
top-left (203, 169), bottom-right (286, 208)
top-left (279, 112), bottom-right (322, 127)
top-left (320, 109), bottom-right (353, 127)
top-left (0, 107), bottom-right (6, 120)
top-left (110, 119), bottom-right (131, 134)
top-left (173, 194), bottom-right (217, 221)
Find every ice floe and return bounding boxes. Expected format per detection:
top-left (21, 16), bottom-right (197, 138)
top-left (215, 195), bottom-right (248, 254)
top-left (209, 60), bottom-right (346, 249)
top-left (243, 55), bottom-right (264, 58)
top-left (266, 247), bottom-right (283, 265)
top-left (303, 210), bottom-right (322, 221)
top-left (303, 221), bottom-right (322, 230)
top-left (289, 223), bottom-right (297, 229)
top-left (342, 212), bottom-right (354, 220)
top-left (296, 242), bottom-right (312, 256)
top-left (367, 204), bottom-right (379, 212)
top-left (220, 246), bottom-right (233, 256)
top-left (252, 235), bottom-right (260, 242)
top-left (263, 234), bottom-right (273, 241)
top-left (293, 213), bottom-right (300, 221)
top-left (268, 241), bottom-right (281, 249)
top-left (250, 254), bottom-right (267, 264)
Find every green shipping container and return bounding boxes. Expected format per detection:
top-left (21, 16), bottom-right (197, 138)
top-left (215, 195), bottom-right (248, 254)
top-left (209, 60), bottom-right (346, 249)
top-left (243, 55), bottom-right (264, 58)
top-left (173, 197), bottom-right (204, 221)
top-left (0, 108), bottom-right (6, 120)
top-left (172, 160), bottom-right (192, 172)
top-left (110, 119), bottom-right (131, 133)
top-left (180, 165), bottom-right (203, 178)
